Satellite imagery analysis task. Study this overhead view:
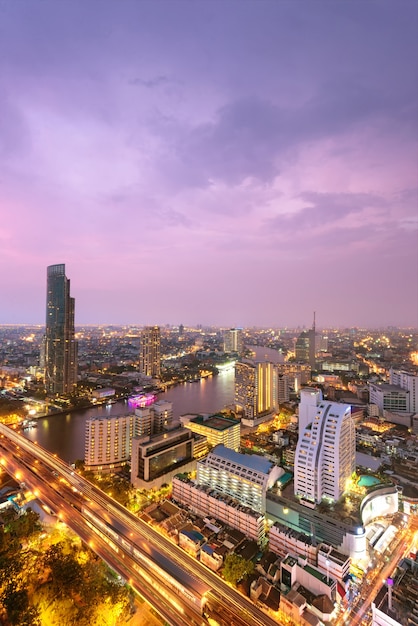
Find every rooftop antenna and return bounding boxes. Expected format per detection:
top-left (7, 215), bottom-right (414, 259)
top-left (313, 311), bottom-right (316, 332)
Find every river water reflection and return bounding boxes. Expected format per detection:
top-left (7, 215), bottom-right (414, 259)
top-left (22, 369), bottom-right (236, 463)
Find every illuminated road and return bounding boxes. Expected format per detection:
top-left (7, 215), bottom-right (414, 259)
top-left (337, 517), bottom-right (418, 626)
top-left (0, 424), bottom-right (278, 626)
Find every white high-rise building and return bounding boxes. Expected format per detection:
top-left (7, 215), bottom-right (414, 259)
top-left (294, 401), bottom-right (355, 504)
top-left (298, 387), bottom-right (323, 432)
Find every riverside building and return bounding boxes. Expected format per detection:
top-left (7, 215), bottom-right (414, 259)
top-left (139, 325), bottom-right (161, 378)
top-left (235, 360), bottom-right (278, 425)
top-left (223, 327), bottom-right (244, 356)
top-left (180, 413), bottom-right (240, 451)
top-left (44, 263), bottom-right (77, 396)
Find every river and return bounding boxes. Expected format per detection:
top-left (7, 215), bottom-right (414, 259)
top-left (22, 345), bottom-right (282, 463)
top-left (22, 368), bottom-right (236, 463)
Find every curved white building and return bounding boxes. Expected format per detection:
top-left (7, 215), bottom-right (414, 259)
top-left (294, 401), bottom-right (355, 504)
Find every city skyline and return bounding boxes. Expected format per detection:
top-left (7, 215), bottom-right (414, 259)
top-left (1, 1), bottom-right (417, 328)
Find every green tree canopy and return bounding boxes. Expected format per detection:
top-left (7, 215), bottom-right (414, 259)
top-left (222, 554), bottom-right (255, 587)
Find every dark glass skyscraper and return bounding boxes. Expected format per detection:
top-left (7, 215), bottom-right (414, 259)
top-left (44, 264), bottom-right (77, 396)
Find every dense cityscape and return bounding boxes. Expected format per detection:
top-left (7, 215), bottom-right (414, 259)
top-left (1, 1), bottom-right (417, 625)
top-left (0, 264), bottom-right (417, 625)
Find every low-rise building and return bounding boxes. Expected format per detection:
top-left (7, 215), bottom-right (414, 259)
top-left (281, 554), bottom-right (337, 603)
top-left (269, 522), bottom-right (317, 565)
top-left (372, 558), bottom-right (418, 626)
top-left (172, 475), bottom-right (266, 543)
top-left (178, 529), bottom-right (206, 557)
top-left (180, 413), bottom-right (240, 451)
top-left (196, 444), bottom-right (282, 514)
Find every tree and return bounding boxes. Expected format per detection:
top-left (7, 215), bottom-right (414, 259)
top-left (1, 583), bottom-right (40, 626)
top-left (42, 543), bottom-right (83, 599)
top-left (222, 554), bottom-right (254, 587)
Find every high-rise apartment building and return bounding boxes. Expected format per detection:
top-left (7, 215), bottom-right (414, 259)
top-left (294, 401), bottom-right (355, 504)
top-left (235, 360), bottom-right (277, 420)
top-left (223, 328), bottom-right (244, 356)
top-left (44, 264), bottom-right (77, 396)
top-left (295, 313), bottom-right (317, 369)
top-left (139, 326), bottom-right (161, 378)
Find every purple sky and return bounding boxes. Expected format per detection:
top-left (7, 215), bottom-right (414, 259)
top-left (1, 1), bottom-right (417, 328)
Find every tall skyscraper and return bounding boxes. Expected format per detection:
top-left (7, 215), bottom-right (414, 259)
top-left (44, 264), bottom-right (77, 396)
top-left (223, 328), bottom-right (244, 356)
top-left (235, 360), bottom-right (277, 419)
top-left (295, 313), bottom-right (317, 368)
top-left (294, 400), bottom-right (355, 504)
top-left (139, 326), bottom-right (161, 378)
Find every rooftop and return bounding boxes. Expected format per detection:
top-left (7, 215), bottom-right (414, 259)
top-left (211, 444), bottom-right (273, 474)
top-left (190, 413), bottom-right (240, 431)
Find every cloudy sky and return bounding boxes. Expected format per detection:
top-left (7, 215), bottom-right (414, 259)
top-left (1, 0), bottom-right (417, 327)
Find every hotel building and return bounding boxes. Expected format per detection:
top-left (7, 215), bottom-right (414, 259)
top-left (85, 414), bottom-right (134, 472)
top-left (369, 382), bottom-right (410, 414)
top-left (294, 401), bottom-right (355, 504)
top-left (196, 444), bottom-right (282, 514)
top-left (134, 400), bottom-right (174, 437)
top-left (235, 360), bottom-right (278, 424)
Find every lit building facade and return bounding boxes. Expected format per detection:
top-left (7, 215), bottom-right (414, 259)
top-left (131, 427), bottom-right (200, 488)
top-left (235, 360), bottom-right (278, 421)
top-left (44, 263), bottom-right (78, 396)
top-left (223, 328), bottom-right (244, 355)
top-left (139, 326), bottom-right (161, 378)
top-left (294, 401), bottom-right (355, 504)
top-left (84, 414), bottom-right (134, 472)
top-left (369, 383), bottom-right (410, 414)
top-left (277, 363), bottom-right (312, 393)
top-left (172, 475), bottom-right (266, 543)
top-left (269, 522), bottom-right (317, 565)
top-left (389, 368), bottom-right (418, 412)
top-left (180, 413), bottom-right (240, 451)
top-left (196, 444), bottom-right (282, 514)
top-left (134, 401), bottom-right (173, 437)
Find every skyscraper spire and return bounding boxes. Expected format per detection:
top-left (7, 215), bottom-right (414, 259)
top-left (313, 310), bottom-right (316, 332)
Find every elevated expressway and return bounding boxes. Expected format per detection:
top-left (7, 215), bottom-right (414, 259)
top-left (0, 423), bottom-right (279, 626)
